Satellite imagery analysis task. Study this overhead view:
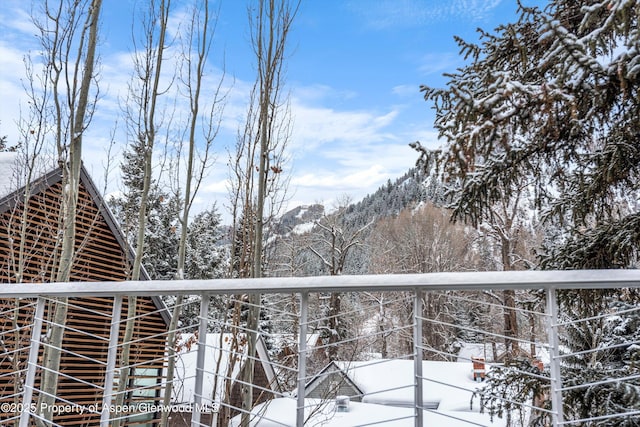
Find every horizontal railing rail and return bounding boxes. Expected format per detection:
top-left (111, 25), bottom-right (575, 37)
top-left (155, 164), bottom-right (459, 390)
top-left (3, 269), bottom-right (640, 297)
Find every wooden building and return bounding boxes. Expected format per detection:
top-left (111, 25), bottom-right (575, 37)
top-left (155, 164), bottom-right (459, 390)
top-left (0, 156), bottom-right (169, 426)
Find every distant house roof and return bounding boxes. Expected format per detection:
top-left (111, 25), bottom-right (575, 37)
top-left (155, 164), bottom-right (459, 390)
top-left (306, 359), bottom-right (489, 412)
top-left (304, 360), bottom-right (364, 402)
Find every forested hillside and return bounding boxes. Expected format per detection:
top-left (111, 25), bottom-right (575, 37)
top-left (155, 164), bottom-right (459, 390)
top-left (266, 167), bottom-right (455, 276)
top-left (265, 164), bottom-right (537, 277)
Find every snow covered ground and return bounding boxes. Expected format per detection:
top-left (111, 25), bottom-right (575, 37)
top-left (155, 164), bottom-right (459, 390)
top-left (229, 397), bottom-right (506, 426)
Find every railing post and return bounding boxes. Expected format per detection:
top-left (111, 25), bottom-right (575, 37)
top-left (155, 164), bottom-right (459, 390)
top-left (546, 286), bottom-right (564, 426)
top-left (101, 295), bottom-right (123, 426)
top-left (296, 291), bottom-right (309, 427)
top-left (414, 288), bottom-right (423, 427)
top-left (192, 294), bottom-right (210, 427)
top-left (19, 296), bottom-right (46, 427)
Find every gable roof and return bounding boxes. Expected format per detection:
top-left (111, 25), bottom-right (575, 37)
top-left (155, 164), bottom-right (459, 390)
top-left (303, 360), bottom-right (364, 399)
top-left (0, 154), bottom-right (170, 324)
top-left (307, 359), bottom-right (489, 412)
top-left (0, 157), bottom-right (128, 259)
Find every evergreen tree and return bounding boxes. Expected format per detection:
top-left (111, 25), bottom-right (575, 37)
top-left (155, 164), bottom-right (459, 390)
top-left (230, 207), bottom-right (254, 278)
top-left (414, 0), bottom-right (640, 269)
top-left (109, 141), bottom-right (180, 280)
top-left (172, 205), bottom-right (228, 332)
top-left (185, 205), bottom-right (226, 280)
top-left (0, 124), bottom-right (16, 152)
top-left (0, 137), bottom-right (14, 152)
top-left (414, 0), bottom-right (640, 424)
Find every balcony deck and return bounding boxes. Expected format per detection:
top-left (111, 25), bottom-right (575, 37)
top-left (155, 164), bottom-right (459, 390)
top-left (1, 269), bottom-right (639, 427)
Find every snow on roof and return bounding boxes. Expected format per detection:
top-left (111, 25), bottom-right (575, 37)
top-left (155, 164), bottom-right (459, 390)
top-left (0, 152), bottom-right (20, 199)
top-left (0, 152), bottom-right (60, 203)
top-left (229, 397), bottom-right (507, 427)
top-left (170, 333), bottom-right (247, 409)
top-left (333, 359), bottom-right (487, 412)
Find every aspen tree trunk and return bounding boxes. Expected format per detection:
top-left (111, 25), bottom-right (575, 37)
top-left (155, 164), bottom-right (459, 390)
top-left (226, 84), bottom-right (258, 426)
top-left (7, 22), bottom-right (57, 426)
top-left (36, 1), bottom-right (102, 424)
top-left (161, 1), bottom-right (224, 423)
top-left (244, 1), bottom-right (291, 423)
top-left (114, 1), bottom-right (170, 425)
top-left (234, 1), bottom-right (297, 423)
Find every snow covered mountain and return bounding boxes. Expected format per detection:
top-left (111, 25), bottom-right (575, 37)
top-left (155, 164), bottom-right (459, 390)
top-left (270, 167), bottom-right (439, 237)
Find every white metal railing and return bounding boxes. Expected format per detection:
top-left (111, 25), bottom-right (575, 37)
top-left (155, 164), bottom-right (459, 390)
top-left (0, 269), bottom-right (639, 427)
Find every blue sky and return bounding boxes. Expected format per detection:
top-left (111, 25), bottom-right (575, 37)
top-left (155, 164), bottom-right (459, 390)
top-left (0, 0), bottom-right (536, 222)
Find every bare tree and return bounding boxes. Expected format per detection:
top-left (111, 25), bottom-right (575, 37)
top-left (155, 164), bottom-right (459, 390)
top-left (8, 52), bottom-right (59, 282)
top-left (114, 0), bottom-right (171, 423)
top-left (249, 0), bottom-right (298, 279)
top-left (227, 86), bottom-right (259, 280)
top-left (2, 56), bottom-right (57, 419)
top-left (161, 1), bottom-right (227, 423)
top-left (1, 118), bottom-right (51, 427)
top-left (366, 203), bottom-right (476, 359)
top-left (308, 199), bottom-right (373, 361)
top-left (475, 185), bottom-right (538, 359)
top-left (28, 0), bottom-right (103, 423)
top-left (368, 203), bottom-right (473, 274)
top-left (269, 231), bottom-right (314, 277)
top-left (238, 0), bottom-right (299, 424)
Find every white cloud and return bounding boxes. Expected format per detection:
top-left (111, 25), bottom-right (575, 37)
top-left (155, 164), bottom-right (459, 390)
top-left (0, 1), bottom-right (443, 225)
top-left (419, 52), bottom-right (462, 76)
top-left (294, 164), bottom-right (388, 190)
top-left (348, 0), bottom-right (503, 29)
top-left (289, 100), bottom-right (400, 153)
top-left (410, 129), bottom-right (442, 150)
top-left (288, 164), bottom-right (393, 211)
top-left (392, 84), bottom-right (421, 98)
top-left (0, 43), bottom-right (31, 144)
top-left (0, 3), bottom-right (38, 121)
top-left (202, 177), bottom-right (229, 194)
top-left (291, 83), bottom-right (358, 103)
top-left (0, 2), bottom-right (36, 39)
